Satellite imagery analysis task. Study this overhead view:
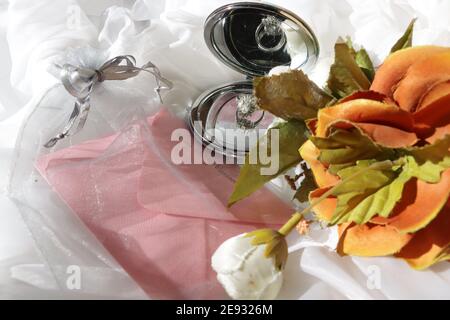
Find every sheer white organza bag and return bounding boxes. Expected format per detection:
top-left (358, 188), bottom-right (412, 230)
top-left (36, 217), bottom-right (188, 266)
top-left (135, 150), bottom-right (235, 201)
top-left (1, 0), bottom-right (188, 299)
top-left (3, 1), bottom-right (294, 299)
top-left (5, 46), bottom-right (168, 298)
top-left (1, 0), bottom-right (157, 299)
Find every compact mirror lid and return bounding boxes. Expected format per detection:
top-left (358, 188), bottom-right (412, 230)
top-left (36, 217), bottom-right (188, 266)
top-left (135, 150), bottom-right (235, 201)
top-left (204, 2), bottom-right (320, 77)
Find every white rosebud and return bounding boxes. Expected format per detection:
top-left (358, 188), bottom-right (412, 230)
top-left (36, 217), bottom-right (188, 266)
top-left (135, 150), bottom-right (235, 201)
top-left (211, 231), bottom-right (286, 300)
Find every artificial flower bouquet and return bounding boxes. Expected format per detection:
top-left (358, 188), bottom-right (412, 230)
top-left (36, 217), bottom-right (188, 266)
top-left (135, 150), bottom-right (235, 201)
top-left (213, 20), bottom-right (450, 299)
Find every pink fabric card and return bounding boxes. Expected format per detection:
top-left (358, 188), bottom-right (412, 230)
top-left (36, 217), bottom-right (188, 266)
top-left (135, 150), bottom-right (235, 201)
top-left (36, 109), bottom-right (292, 299)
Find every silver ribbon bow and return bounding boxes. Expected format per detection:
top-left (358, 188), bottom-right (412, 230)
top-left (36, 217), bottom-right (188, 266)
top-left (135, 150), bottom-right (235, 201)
top-left (44, 55), bottom-right (172, 148)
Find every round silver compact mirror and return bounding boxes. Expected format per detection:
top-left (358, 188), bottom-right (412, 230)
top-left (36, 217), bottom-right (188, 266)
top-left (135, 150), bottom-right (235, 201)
top-left (187, 2), bottom-right (319, 160)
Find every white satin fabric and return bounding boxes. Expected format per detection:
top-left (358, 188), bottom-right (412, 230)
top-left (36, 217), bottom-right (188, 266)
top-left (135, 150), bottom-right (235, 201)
top-left (0, 0), bottom-right (449, 299)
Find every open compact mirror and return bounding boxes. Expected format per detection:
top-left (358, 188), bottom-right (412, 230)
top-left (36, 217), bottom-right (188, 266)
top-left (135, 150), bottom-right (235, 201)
top-left (187, 2), bottom-right (319, 159)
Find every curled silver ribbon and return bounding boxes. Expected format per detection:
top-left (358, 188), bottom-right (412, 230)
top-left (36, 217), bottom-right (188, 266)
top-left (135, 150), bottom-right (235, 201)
top-left (44, 55), bottom-right (173, 148)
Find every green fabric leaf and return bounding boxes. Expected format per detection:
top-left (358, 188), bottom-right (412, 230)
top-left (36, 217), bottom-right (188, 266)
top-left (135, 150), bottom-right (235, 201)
top-left (246, 228), bottom-right (278, 245)
top-left (254, 70), bottom-right (333, 121)
top-left (293, 162), bottom-right (317, 203)
top-left (328, 136), bottom-right (450, 225)
top-left (346, 38), bottom-right (375, 81)
top-left (228, 120), bottom-right (308, 206)
top-left (355, 48), bottom-right (375, 81)
top-left (246, 229), bottom-right (288, 270)
top-left (390, 19), bottom-right (416, 53)
top-left (310, 130), bottom-right (450, 225)
top-left (403, 134), bottom-right (450, 164)
top-left (400, 135), bottom-right (450, 182)
top-left (310, 127), bottom-right (397, 165)
top-left (402, 155), bottom-right (450, 183)
top-left (328, 163), bottom-right (353, 175)
top-left (332, 169), bottom-right (408, 225)
top-left (326, 42), bottom-right (371, 99)
top-left (329, 160), bottom-right (399, 224)
top-left (333, 160), bottom-right (396, 195)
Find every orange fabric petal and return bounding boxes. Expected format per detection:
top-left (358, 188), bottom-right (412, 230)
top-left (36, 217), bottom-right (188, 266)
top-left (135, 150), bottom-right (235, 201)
top-left (339, 223), bottom-right (412, 257)
top-left (299, 140), bottom-right (339, 188)
top-left (417, 80), bottom-right (450, 111)
top-left (396, 200), bottom-right (450, 270)
top-left (426, 124), bottom-right (450, 144)
top-left (413, 92), bottom-right (450, 128)
top-left (372, 169), bottom-right (450, 234)
top-left (413, 92), bottom-right (450, 142)
top-left (316, 99), bottom-right (414, 137)
top-left (371, 46), bottom-right (450, 98)
top-left (339, 90), bottom-right (393, 104)
top-left (308, 186), bottom-right (337, 222)
top-left (305, 118), bottom-right (318, 135)
top-left (356, 123), bottom-right (418, 148)
top-left (338, 222), bottom-right (351, 238)
top-left (327, 121), bottom-right (418, 148)
top-left (393, 51), bottom-right (450, 112)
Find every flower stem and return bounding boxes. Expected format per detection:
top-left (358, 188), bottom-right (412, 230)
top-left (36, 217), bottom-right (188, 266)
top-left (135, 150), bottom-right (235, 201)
top-left (278, 212), bottom-right (303, 236)
top-left (278, 160), bottom-right (394, 236)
